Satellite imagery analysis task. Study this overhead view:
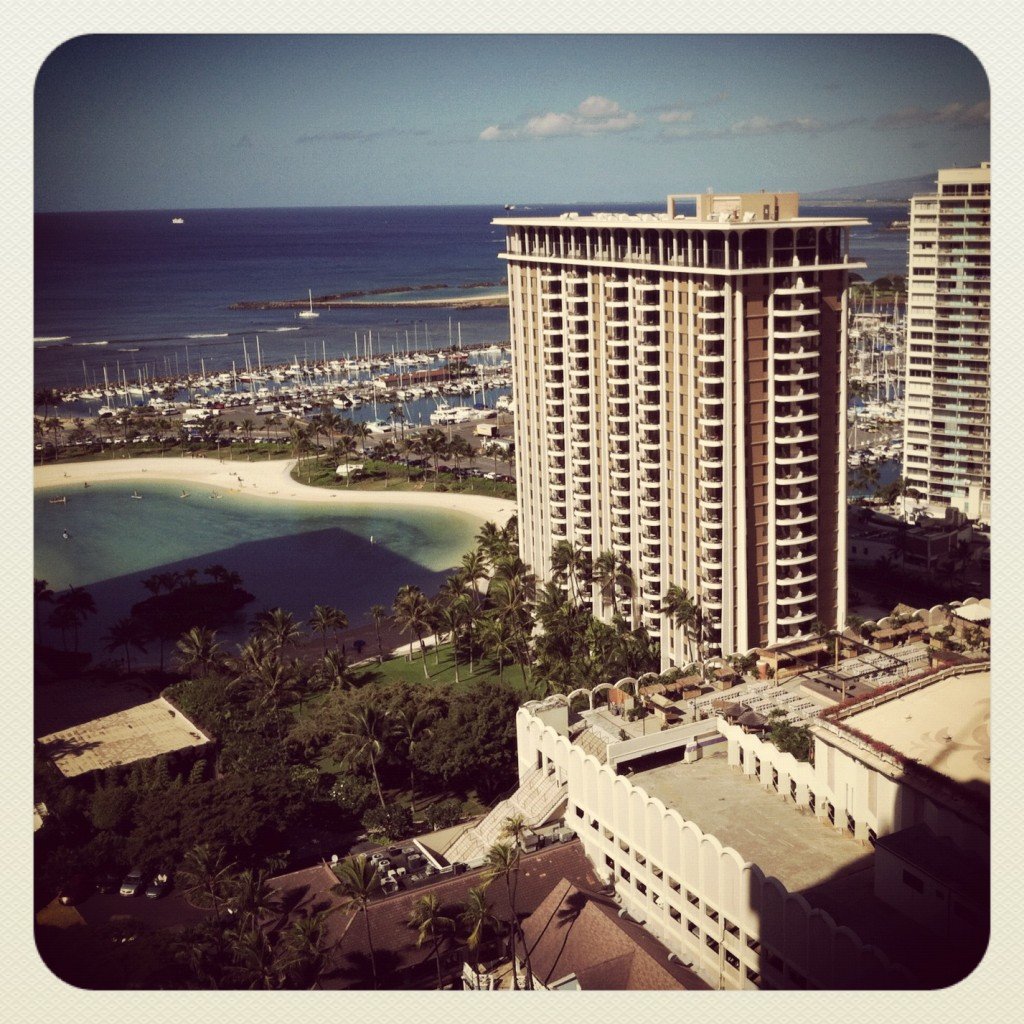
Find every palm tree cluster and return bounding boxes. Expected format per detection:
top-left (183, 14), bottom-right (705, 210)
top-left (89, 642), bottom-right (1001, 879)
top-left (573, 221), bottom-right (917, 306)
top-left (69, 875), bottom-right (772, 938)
top-left (387, 518), bottom-right (534, 687)
top-left (331, 816), bottom-right (536, 991)
top-left (174, 843), bottom-right (335, 989)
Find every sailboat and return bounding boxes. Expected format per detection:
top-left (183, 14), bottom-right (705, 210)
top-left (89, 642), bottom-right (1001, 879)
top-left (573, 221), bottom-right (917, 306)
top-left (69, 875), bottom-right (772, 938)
top-left (299, 288), bottom-right (320, 319)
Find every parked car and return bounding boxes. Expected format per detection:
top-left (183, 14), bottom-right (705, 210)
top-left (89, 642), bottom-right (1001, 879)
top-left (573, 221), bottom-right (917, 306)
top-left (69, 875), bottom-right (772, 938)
top-left (145, 872), bottom-right (172, 899)
top-left (119, 867), bottom-right (145, 897)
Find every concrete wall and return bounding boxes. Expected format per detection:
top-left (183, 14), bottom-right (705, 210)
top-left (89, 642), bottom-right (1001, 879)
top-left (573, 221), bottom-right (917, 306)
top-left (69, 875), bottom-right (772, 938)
top-left (516, 705), bottom-right (910, 989)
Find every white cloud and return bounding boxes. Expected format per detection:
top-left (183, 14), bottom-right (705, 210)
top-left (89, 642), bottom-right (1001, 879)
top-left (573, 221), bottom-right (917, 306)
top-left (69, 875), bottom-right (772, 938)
top-left (874, 99), bottom-right (990, 130)
top-left (478, 96), bottom-right (641, 141)
top-left (577, 94), bottom-right (621, 118)
top-left (658, 109), bottom-right (695, 124)
top-left (665, 114), bottom-right (853, 140)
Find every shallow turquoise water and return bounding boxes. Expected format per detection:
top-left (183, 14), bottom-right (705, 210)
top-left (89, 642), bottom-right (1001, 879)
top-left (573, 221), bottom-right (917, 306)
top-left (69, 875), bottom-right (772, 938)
top-left (35, 480), bottom-right (479, 653)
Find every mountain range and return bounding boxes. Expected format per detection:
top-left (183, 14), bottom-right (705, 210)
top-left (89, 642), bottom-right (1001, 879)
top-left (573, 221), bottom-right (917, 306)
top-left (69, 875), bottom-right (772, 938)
top-left (806, 173), bottom-right (936, 202)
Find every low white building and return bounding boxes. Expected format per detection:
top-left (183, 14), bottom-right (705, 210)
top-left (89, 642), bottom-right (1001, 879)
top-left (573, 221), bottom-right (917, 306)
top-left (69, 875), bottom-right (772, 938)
top-left (514, 662), bottom-right (989, 989)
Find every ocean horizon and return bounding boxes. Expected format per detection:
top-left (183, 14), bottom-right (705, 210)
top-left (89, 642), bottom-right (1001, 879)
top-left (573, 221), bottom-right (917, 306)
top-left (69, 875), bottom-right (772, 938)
top-left (34, 202), bottom-right (908, 392)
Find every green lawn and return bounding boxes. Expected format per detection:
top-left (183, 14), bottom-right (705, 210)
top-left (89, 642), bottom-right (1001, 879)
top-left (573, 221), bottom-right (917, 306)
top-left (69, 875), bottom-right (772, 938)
top-left (360, 641), bottom-right (527, 693)
top-left (291, 458), bottom-right (516, 500)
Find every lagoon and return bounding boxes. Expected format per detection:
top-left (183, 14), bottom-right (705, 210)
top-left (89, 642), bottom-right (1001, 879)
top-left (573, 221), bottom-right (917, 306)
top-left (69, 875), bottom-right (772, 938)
top-left (35, 479), bottom-right (479, 654)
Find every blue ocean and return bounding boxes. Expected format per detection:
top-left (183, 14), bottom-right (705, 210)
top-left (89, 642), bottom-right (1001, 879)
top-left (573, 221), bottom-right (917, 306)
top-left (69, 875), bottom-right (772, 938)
top-left (33, 202), bottom-right (908, 392)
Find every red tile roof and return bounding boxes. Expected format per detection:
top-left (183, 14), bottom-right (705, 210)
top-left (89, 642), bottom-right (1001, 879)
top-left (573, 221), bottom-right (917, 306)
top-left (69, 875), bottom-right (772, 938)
top-left (521, 880), bottom-right (711, 990)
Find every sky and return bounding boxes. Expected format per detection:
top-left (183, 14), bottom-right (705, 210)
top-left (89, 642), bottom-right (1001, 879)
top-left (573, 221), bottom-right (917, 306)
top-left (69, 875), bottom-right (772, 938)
top-left (34, 34), bottom-right (990, 211)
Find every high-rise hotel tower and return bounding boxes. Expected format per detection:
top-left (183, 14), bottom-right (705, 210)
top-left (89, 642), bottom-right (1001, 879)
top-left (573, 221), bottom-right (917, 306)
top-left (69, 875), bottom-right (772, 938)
top-left (903, 163), bottom-right (990, 522)
top-left (496, 192), bottom-right (866, 664)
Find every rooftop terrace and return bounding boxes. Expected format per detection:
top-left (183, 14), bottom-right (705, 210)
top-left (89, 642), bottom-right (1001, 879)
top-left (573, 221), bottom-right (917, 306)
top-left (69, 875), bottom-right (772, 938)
top-left (840, 669), bottom-right (990, 787)
top-left (631, 751), bottom-right (866, 892)
top-left (37, 697), bottom-right (210, 778)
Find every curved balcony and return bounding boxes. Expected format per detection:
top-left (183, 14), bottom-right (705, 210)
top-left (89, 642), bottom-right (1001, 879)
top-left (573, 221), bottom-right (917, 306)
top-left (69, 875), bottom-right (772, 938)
top-left (775, 449), bottom-right (816, 466)
top-left (776, 508), bottom-right (817, 529)
top-left (776, 488), bottom-right (817, 506)
top-left (773, 304), bottom-right (817, 318)
top-left (773, 325), bottom-right (820, 340)
top-left (774, 277), bottom-right (818, 296)
top-left (638, 321), bottom-right (661, 336)
top-left (698, 286), bottom-right (726, 299)
top-left (776, 548), bottom-right (816, 567)
top-left (776, 529), bottom-right (817, 547)
top-left (776, 608), bottom-right (817, 628)
top-left (776, 469), bottom-right (818, 486)
top-left (778, 569), bottom-right (817, 587)
top-left (775, 408), bottom-right (817, 425)
top-left (774, 367), bottom-right (818, 384)
top-left (698, 414), bottom-right (725, 432)
top-left (775, 389), bottom-right (819, 403)
top-left (773, 346), bottom-right (818, 360)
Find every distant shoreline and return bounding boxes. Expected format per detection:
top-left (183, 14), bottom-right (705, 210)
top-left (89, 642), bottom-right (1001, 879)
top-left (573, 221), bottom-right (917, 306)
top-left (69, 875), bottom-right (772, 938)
top-left (34, 457), bottom-right (516, 526)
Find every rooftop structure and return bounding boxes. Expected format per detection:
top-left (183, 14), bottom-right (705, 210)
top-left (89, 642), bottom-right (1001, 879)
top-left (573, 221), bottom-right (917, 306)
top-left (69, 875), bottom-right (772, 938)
top-left (902, 163), bottom-right (991, 523)
top-left (36, 697), bottom-right (210, 779)
top-left (496, 192), bottom-right (866, 664)
top-left (516, 662), bottom-right (989, 989)
top-left (834, 668), bottom-right (990, 788)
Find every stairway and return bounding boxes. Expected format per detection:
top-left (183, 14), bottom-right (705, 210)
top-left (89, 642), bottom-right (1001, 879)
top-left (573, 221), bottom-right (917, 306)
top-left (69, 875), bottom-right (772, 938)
top-left (444, 768), bottom-right (566, 866)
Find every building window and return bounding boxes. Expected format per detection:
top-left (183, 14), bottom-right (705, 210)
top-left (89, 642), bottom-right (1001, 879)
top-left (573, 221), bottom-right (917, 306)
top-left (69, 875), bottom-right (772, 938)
top-left (725, 919), bottom-right (740, 937)
top-left (706, 936), bottom-right (720, 954)
top-left (688, 920), bottom-right (700, 939)
top-left (725, 950), bottom-right (740, 970)
top-left (746, 967), bottom-right (762, 986)
top-left (902, 870), bottom-right (925, 894)
top-left (686, 890), bottom-right (699, 907)
top-left (575, 805), bottom-right (585, 819)
top-left (620, 867), bottom-right (631, 883)
top-left (705, 905), bottom-right (719, 923)
top-left (669, 907), bottom-right (682, 923)
top-left (636, 880), bottom-right (647, 896)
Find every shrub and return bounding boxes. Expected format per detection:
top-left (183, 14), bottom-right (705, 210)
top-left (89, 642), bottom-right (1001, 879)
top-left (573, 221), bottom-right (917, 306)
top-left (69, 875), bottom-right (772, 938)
top-left (362, 803), bottom-right (413, 844)
top-left (424, 798), bottom-right (463, 831)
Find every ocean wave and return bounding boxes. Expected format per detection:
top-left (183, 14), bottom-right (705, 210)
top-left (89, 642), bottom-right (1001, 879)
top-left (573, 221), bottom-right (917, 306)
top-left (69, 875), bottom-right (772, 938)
top-left (34, 336), bottom-right (70, 343)
top-left (74, 341), bottom-right (109, 346)
top-left (187, 333), bottom-right (230, 339)
top-left (275, 327), bottom-right (301, 332)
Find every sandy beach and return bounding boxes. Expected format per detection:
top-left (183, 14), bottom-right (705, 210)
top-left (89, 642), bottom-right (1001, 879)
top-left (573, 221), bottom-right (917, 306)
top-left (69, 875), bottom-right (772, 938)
top-left (34, 456), bottom-right (516, 526)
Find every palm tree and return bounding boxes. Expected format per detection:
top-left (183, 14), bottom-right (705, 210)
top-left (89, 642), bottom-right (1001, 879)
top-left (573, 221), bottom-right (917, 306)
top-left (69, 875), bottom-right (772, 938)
top-left (255, 607), bottom-right (303, 654)
top-left (500, 813), bottom-right (531, 850)
top-left (592, 550), bottom-right (619, 616)
top-left (461, 548), bottom-right (489, 607)
top-left (392, 584), bottom-right (433, 676)
top-left (178, 843), bottom-right (237, 917)
top-left (174, 626), bottom-right (222, 678)
top-left (477, 616), bottom-right (516, 683)
top-left (369, 604), bottom-right (388, 663)
top-left (392, 705), bottom-right (432, 817)
top-left (228, 868), bottom-right (281, 930)
top-left (409, 893), bottom-right (455, 990)
top-left (660, 584), bottom-right (698, 664)
top-left (103, 616), bottom-right (149, 672)
top-left (434, 599), bottom-right (464, 684)
top-left (331, 855), bottom-right (383, 989)
top-left (483, 841), bottom-right (532, 989)
top-left (461, 884), bottom-right (497, 974)
top-left (51, 586), bottom-right (97, 651)
top-left (419, 427), bottom-right (449, 483)
top-left (34, 578), bottom-right (54, 644)
top-left (333, 434), bottom-right (358, 485)
top-left (310, 604), bottom-right (347, 654)
top-left (279, 910), bottom-right (333, 989)
top-left (225, 924), bottom-right (282, 989)
top-left (313, 648), bottom-right (350, 693)
top-left (238, 418), bottom-right (256, 443)
top-left (337, 705), bottom-right (391, 809)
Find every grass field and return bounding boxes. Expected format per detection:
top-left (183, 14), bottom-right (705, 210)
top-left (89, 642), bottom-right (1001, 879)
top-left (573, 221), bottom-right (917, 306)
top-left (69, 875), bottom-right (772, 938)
top-left (292, 457), bottom-right (516, 500)
top-left (359, 641), bottom-right (530, 694)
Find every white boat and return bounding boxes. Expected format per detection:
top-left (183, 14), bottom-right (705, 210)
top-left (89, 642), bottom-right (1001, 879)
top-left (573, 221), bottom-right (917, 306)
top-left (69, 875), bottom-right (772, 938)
top-left (299, 288), bottom-right (320, 319)
top-left (430, 402), bottom-right (456, 425)
top-left (365, 419), bottom-right (394, 434)
top-left (172, 217), bottom-right (184, 225)
top-left (130, 491), bottom-right (143, 500)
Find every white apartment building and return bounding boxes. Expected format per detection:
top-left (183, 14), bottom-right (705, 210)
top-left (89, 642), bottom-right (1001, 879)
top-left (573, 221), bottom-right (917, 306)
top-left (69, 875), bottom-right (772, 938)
top-left (903, 163), bottom-right (991, 522)
top-left (495, 193), bottom-right (866, 664)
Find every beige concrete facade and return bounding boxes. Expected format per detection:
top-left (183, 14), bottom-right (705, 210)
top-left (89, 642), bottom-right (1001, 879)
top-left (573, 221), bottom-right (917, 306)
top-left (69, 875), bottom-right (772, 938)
top-left (496, 194), bottom-right (865, 663)
top-left (902, 164), bottom-right (991, 522)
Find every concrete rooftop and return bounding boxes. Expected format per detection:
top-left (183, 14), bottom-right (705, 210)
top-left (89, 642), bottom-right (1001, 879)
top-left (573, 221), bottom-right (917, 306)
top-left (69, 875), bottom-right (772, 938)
top-left (37, 697), bottom-right (210, 778)
top-left (631, 752), bottom-right (867, 892)
top-left (841, 669), bottom-right (990, 787)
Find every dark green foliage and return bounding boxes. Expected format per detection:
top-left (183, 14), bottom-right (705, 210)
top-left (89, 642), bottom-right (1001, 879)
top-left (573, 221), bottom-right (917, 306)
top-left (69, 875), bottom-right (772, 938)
top-left (412, 683), bottom-right (522, 800)
top-left (767, 709), bottom-right (813, 762)
top-left (89, 785), bottom-right (135, 833)
top-left (362, 803), bottom-right (413, 843)
top-left (424, 797), bottom-right (464, 830)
